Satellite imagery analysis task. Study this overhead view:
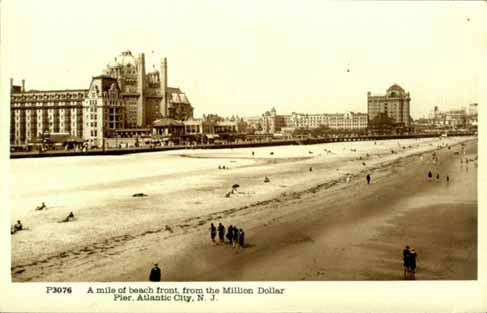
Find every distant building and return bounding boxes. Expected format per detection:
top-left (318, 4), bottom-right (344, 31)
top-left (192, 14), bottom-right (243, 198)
top-left (467, 103), bottom-right (478, 128)
top-left (103, 50), bottom-right (193, 127)
top-left (243, 116), bottom-right (263, 133)
top-left (444, 109), bottom-right (467, 128)
top-left (259, 108), bottom-right (367, 134)
top-left (262, 107), bottom-right (287, 133)
top-left (10, 79), bottom-right (87, 146)
top-left (367, 84), bottom-right (411, 129)
top-left (289, 111), bottom-right (367, 130)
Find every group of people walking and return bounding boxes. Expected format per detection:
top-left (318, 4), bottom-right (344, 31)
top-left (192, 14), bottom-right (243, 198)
top-left (403, 245), bottom-right (418, 280)
top-left (210, 223), bottom-right (245, 249)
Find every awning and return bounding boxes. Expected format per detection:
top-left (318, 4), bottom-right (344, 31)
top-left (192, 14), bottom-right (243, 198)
top-left (206, 134), bottom-right (220, 139)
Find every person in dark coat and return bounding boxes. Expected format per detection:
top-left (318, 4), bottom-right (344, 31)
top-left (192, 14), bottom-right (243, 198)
top-left (409, 248), bottom-right (417, 280)
top-left (238, 229), bottom-right (245, 249)
top-left (366, 174), bottom-right (371, 184)
top-left (436, 173), bottom-right (440, 180)
top-left (232, 227), bottom-right (239, 248)
top-left (218, 223), bottom-right (225, 245)
top-left (403, 245), bottom-right (411, 279)
top-left (446, 175), bottom-right (450, 183)
top-left (226, 225), bottom-right (233, 245)
top-left (149, 263), bottom-right (161, 282)
top-left (428, 171), bottom-right (432, 179)
top-left (209, 223), bottom-right (217, 244)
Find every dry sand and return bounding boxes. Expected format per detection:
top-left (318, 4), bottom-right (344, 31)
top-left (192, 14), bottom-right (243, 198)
top-left (10, 137), bottom-right (477, 281)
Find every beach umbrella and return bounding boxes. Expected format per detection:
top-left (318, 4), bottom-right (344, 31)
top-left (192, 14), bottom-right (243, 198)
top-left (232, 184), bottom-right (240, 189)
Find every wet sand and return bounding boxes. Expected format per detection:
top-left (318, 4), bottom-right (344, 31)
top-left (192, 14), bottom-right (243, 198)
top-left (127, 139), bottom-right (477, 281)
top-left (10, 137), bottom-right (477, 281)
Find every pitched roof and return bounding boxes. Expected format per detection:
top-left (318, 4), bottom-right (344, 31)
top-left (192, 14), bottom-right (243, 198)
top-left (167, 87), bottom-right (190, 104)
top-left (153, 118), bottom-right (184, 127)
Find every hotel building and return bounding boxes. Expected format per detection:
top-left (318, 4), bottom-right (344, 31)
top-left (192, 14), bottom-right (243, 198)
top-left (103, 50), bottom-right (193, 127)
top-left (367, 84), bottom-right (411, 128)
top-left (10, 79), bottom-right (86, 146)
top-left (10, 50), bottom-right (193, 146)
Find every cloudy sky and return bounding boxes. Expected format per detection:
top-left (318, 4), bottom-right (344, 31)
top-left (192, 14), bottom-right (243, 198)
top-left (3, 0), bottom-right (486, 118)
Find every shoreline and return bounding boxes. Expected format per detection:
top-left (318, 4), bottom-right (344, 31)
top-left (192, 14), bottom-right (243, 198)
top-left (11, 137), bottom-right (477, 281)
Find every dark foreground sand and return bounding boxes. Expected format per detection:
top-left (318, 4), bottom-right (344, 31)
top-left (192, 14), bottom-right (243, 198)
top-left (123, 140), bottom-right (477, 281)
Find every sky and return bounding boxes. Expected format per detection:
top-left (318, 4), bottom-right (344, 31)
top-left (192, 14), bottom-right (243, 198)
top-left (2, 0), bottom-right (486, 119)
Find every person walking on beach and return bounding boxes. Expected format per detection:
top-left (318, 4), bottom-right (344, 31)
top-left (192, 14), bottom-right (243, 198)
top-left (436, 173), bottom-right (440, 180)
top-left (218, 223), bottom-right (225, 245)
top-left (446, 175), bottom-right (450, 183)
top-left (209, 223), bottom-right (217, 245)
top-left (226, 225), bottom-right (234, 245)
top-left (238, 229), bottom-right (245, 249)
top-left (428, 171), bottom-right (432, 180)
top-left (149, 263), bottom-right (161, 282)
top-left (232, 227), bottom-right (240, 248)
top-left (409, 248), bottom-right (417, 280)
top-left (403, 245), bottom-right (411, 279)
top-left (366, 174), bottom-right (371, 185)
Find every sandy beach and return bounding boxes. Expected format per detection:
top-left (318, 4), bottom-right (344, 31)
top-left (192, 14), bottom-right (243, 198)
top-left (10, 137), bottom-right (477, 282)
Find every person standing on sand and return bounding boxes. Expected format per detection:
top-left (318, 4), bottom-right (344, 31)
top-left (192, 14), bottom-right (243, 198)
top-left (232, 227), bottom-right (240, 248)
top-left (218, 223), bottom-right (225, 245)
top-left (446, 175), bottom-right (450, 183)
top-left (409, 248), bottom-right (417, 280)
top-left (149, 263), bottom-right (161, 282)
top-left (238, 229), bottom-right (245, 249)
top-left (403, 245), bottom-right (411, 279)
top-left (366, 174), bottom-right (371, 184)
top-left (209, 223), bottom-right (217, 245)
top-left (436, 173), bottom-right (440, 180)
top-left (428, 171), bottom-right (432, 180)
top-left (226, 225), bottom-right (233, 245)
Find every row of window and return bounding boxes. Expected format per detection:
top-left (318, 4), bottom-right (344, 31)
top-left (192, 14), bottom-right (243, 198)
top-left (12, 93), bottom-right (86, 101)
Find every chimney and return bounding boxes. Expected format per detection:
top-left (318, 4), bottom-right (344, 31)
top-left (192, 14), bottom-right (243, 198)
top-left (160, 57), bottom-right (168, 117)
top-left (22, 79), bottom-right (25, 92)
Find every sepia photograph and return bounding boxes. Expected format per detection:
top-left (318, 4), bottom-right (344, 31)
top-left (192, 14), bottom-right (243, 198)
top-left (1, 0), bottom-right (486, 311)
